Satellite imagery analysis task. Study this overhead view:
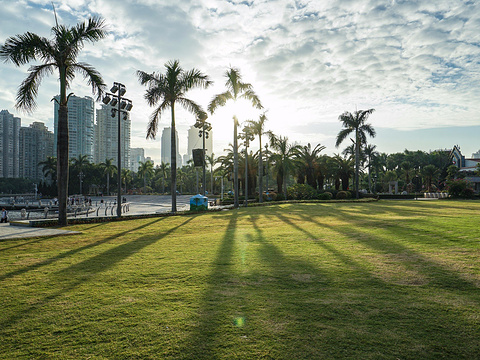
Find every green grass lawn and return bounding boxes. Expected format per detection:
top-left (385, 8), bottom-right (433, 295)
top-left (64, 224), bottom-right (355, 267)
top-left (1, 200), bottom-right (479, 359)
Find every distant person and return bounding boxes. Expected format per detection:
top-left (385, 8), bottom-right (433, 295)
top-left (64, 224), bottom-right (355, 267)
top-left (1, 208), bottom-right (8, 223)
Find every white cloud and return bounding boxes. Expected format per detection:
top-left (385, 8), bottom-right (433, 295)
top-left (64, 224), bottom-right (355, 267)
top-left (0, 0), bottom-right (479, 163)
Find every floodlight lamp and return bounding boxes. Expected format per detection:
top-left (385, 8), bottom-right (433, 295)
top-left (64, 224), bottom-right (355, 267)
top-left (102, 95), bottom-right (111, 105)
top-left (123, 113), bottom-right (128, 121)
top-left (119, 87), bottom-right (126, 96)
top-left (120, 101), bottom-right (127, 109)
top-left (125, 102), bottom-right (133, 111)
top-left (207, 125), bottom-right (212, 131)
top-left (111, 109), bottom-right (116, 118)
top-left (110, 84), bottom-right (119, 93)
top-left (110, 98), bottom-right (118, 107)
top-left (198, 132), bottom-right (202, 137)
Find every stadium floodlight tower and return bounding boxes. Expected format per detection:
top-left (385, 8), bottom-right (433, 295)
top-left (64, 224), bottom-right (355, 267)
top-left (102, 82), bottom-right (133, 217)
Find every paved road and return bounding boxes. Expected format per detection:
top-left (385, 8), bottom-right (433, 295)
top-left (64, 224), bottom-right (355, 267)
top-left (0, 195), bottom-right (201, 240)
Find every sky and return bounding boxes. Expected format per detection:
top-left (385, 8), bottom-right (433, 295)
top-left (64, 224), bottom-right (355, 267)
top-left (0, 0), bottom-right (479, 164)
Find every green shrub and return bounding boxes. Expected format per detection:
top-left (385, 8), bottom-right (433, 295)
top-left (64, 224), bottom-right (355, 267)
top-left (287, 184), bottom-right (317, 200)
top-left (276, 193), bottom-right (285, 201)
top-left (336, 191), bottom-right (349, 199)
top-left (317, 192), bottom-right (333, 200)
top-left (447, 179), bottom-right (475, 199)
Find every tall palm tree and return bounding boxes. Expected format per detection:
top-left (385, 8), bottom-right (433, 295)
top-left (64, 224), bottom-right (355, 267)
top-left (38, 156), bottom-right (57, 185)
top-left (336, 109), bottom-right (375, 199)
top-left (269, 134), bottom-right (299, 199)
top-left (99, 158), bottom-right (117, 196)
top-left (0, 16), bottom-right (107, 225)
top-left (246, 112), bottom-right (268, 202)
top-left (422, 165), bottom-right (438, 192)
top-left (138, 160), bottom-right (154, 194)
top-left (295, 143), bottom-right (326, 189)
top-left (137, 60), bottom-right (211, 212)
top-left (208, 67), bottom-right (262, 208)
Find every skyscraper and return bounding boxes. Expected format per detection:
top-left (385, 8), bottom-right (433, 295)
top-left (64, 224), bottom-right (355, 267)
top-left (53, 95), bottom-right (95, 162)
top-left (186, 125), bottom-right (213, 163)
top-left (19, 122), bottom-right (54, 180)
top-left (130, 148), bottom-right (145, 172)
top-left (94, 103), bottom-right (131, 169)
top-left (161, 127), bottom-right (182, 168)
top-left (0, 109), bottom-right (21, 178)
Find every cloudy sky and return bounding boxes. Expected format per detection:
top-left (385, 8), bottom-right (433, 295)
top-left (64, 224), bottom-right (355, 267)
top-left (1, 0), bottom-right (479, 164)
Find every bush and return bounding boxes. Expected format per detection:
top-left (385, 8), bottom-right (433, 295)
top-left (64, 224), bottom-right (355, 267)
top-left (317, 192), bottom-right (333, 200)
top-left (446, 179), bottom-right (475, 199)
top-left (276, 193), bottom-right (285, 201)
top-left (287, 184), bottom-right (317, 200)
top-left (336, 191), bottom-right (349, 200)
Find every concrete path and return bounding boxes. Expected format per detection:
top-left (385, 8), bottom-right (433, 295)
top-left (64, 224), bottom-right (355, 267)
top-left (0, 223), bottom-right (81, 240)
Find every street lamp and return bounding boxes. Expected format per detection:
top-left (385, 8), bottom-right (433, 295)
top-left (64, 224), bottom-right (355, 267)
top-left (102, 82), bottom-right (133, 217)
top-left (239, 125), bottom-right (254, 207)
top-left (264, 144), bottom-right (269, 198)
top-left (194, 113), bottom-right (211, 197)
top-left (78, 171), bottom-right (85, 195)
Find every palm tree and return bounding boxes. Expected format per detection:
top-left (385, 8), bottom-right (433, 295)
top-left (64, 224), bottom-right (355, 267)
top-left (38, 156), bottom-right (57, 185)
top-left (422, 165), bottom-right (438, 192)
top-left (206, 153), bottom-right (217, 195)
top-left (336, 109), bottom-right (375, 199)
top-left (295, 143), bottom-right (326, 189)
top-left (208, 67), bottom-right (262, 208)
top-left (269, 134), bottom-right (299, 199)
top-left (330, 154), bottom-right (355, 191)
top-left (138, 160), bottom-right (154, 193)
top-left (99, 158), bottom-right (117, 196)
top-left (121, 168), bottom-right (132, 193)
top-left (364, 144), bottom-right (378, 193)
top-left (0, 16), bottom-right (107, 225)
top-left (157, 162), bottom-right (170, 194)
top-left (137, 60), bottom-right (211, 212)
top-left (246, 112), bottom-right (268, 202)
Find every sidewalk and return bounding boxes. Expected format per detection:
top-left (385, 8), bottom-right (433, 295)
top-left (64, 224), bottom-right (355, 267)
top-left (0, 223), bottom-right (81, 240)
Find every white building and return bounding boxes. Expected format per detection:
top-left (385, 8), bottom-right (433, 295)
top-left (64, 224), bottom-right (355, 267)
top-left (54, 95), bottom-right (95, 162)
top-left (161, 127), bottom-right (182, 168)
top-left (186, 125), bottom-right (213, 163)
top-left (19, 122), bottom-right (54, 180)
top-left (0, 109), bottom-right (21, 178)
top-left (94, 103), bottom-right (131, 170)
top-left (450, 145), bottom-right (480, 192)
top-left (130, 147), bottom-right (145, 172)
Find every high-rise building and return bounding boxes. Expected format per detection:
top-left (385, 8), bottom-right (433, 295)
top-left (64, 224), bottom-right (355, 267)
top-left (94, 104), bottom-right (131, 169)
top-left (53, 95), bottom-right (95, 162)
top-left (186, 125), bottom-right (213, 163)
top-left (161, 127), bottom-right (182, 168)
top-left (130, 148), bottom-right (145, 172)
top-left (19, 122), bottom-right (54, 180)
top-left (0, 109), bottom-right (21, 178)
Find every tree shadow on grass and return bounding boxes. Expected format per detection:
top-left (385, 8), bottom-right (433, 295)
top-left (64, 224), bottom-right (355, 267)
top-left (0, 218), bottom-right (165, 282)
top-left (0, 216), bottom-right (195, 331)
top-left (267, 206), bottom-right (480, 358)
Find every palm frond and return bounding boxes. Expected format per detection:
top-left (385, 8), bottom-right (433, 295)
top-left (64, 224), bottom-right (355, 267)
top-left (71, 62), bottom-right (106, 100)
top-left (177, 97), bottom-right (203, 117)
top-left (0, 32), bottom-right (53, 66)
top-left (335, 128), bottom-right (352, 148)
top-left (208, 91), bottom-right (233, 113)
top-left (240, 89), bottom-right (263, 109)
top-left (146, 100), bottom-right (169, 139)
top-left (16, 63), bottom-right (55, 112)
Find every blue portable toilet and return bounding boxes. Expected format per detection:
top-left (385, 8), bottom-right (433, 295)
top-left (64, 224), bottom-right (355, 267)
top-left (190, 194), bottom-right (208, 211)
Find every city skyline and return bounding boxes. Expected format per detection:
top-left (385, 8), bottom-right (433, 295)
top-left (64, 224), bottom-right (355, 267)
top-left (0, 0), bottom-right (479, 164)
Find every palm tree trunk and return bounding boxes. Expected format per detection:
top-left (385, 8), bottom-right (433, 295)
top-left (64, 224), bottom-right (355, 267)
top-left (57, 68), bottom-right (69, 226)
top-left (171, 103), bottom-right (177, 212)
top-left (107, 173), bottom-right (110, 196)
top-left (258, 136), bottom-right (263, 203)
top-left (233, 116), bottom-right (239, 208)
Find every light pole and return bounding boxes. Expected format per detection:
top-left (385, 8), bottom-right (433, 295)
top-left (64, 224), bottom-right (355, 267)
top-left (265, 144), bottom-right (269, 198)
top-left (194, 114), bottom-right (211, 197)
top-left (78, 171), bottom-right (85, 195)
top-left (102, 82), bottom-right (133, 217)
top-left (239, 125), bottom-right (254, 207)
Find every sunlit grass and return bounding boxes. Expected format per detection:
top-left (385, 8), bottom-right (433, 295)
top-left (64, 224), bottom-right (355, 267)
top-left (0, 200), bottom-right (479, 359)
